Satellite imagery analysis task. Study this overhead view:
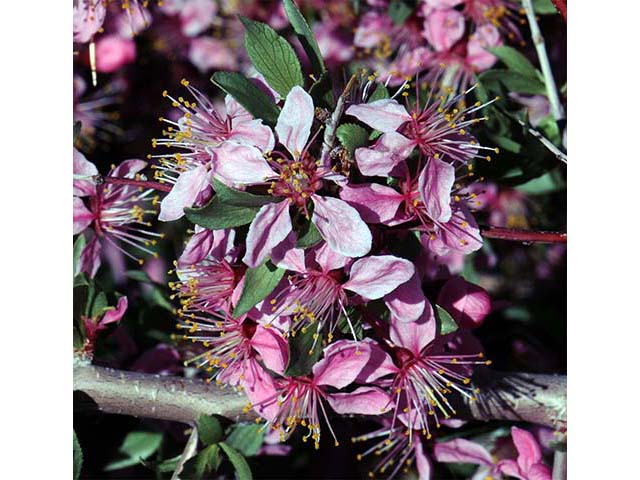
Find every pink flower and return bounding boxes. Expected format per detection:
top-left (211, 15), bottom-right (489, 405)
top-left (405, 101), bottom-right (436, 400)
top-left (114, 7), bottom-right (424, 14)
top-left (353, 12), bottom-right (395, 50)
top-left (74, 0), bottom-right (106, 43)
top-left (73, 149), bottom-right (161, 276)
top-left (433, 437), bottom-right (501, 478)
top-left (437, 276), bottom-right (491, 328)
top-left (188, 37), bottom-right (238, 72)
top-left (81, 296), bottom-right (128, 356)
top-left (95, 35), bottom-right (136, 73)
top-left (466, 23), bottom-right (503, 71)
top-left (180, 0), bottom-right (218, 37)
top-left (313, 21), bottom-right (354, 68)
top-left (153, 79), bottom-right (274, 221)
top-left (267, 242), bottom-right (416, 335)
top-left (498, 427), bottom-right (552, 480)
top-left (422, 9), bottom-right (466, 52)
top-left (509, 93), bottom-right (552, 127)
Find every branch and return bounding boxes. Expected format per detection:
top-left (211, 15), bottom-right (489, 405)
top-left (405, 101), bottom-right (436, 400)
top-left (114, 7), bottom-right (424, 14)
top-left (99, 175), bottom-right (173, 193)
top-left (74, 363), bottom-right (566, 429)
top-left (550, 0), bottom-right (567, 22)
top-left (320, 73), bottom-right (358, 165)
top-left (521, 0), bottom-right (565, 120)
top-left (480, 227), bottom-right (566, 244)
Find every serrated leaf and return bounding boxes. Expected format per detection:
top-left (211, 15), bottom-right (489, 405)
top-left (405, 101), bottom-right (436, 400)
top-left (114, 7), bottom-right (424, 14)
top-left (213, 179), bottom-right (277, 208)
top-left (73, 234), bottom-right (86, 276)
top-left (211, 71), bottom-right (280, 127)
top-left (233, 261), bottom-right (286, 318)
top-left (198, 415), bottom-right (224, 446)
top-left (479, 70), bottom-right (546, 96)
top-left (220, 442), bottom-right (253, 480)
top-left (388, 0), bottom-right (413, 25)
top-left (73, 431), bottom-right (83, 480)
top-left (240, 16), bottom-right (304, 97)
top-left (185, 197), bottom-right (260, 230)
top-left (284, 326), bottom-right (323, 377)
top-left (435, 304), bottom-right (458, 335)
top-left (226, 424), bottom-right (266, 457)
top-left (296, 220), bottom-right (322, 248)
top-left (104, 431), bottom-right (163, 471)
top-left (283, 0), bottom-right (326, 76)
top-left (368, 83), bottom-right (389, 102)
top-left (489, 46), bottom-right (541, 80)
top-left (336, 123), bottom-right (369, 154)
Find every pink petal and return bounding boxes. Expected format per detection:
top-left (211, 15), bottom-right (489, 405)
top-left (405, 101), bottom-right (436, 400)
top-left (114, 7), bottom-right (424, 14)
top-left (498, 459), bottom-right (524, 480)
top-left (178, 228), bottom-right (214, 267)
top-left (422, 9), bottom-right (465, 52)
top-left (229, 118), bottom-right (275, 153)
top-left (312, 340), bottom-right (372, 389)
top-left (241, 359), bottom-right (280, 422)
top-left (73, 0), bottom-right (106, 43)
top-left (95, 35), bottom-right (136, 73)
top-left (159, 165), bottom-right (210, 221)
top-left (511, 427), bottom-right (542, 472)
top-left (243, 201), bottom-right (292, 268)
top-left (250, 325), bottom-right (289, 375)
top-left (343, 255), bottom-right (414, 299)
top-left (384, 273), bottom-right (426, 323)
top-left (101, 296), bottom-right (128, 325)
top-left (527, 463), bottom-right (552, 480)
top-left (73, 197), bottom-right (94, 235)
top-left (433, 438), bottom-right (494, 467)
top-left (79, 235), bottom-right (102, 278)
top-left (345, 99), bottom-right (411, 133)
top-left (389, 305), bottom-right (436, 355)
top-left (419, 157), bottom-right (455, 223)
top-left (413, 440), bottom-right (433, 480)
top-left (326, 387), bottom-right (392, 415)
top-left (189, 37), bottom-right (239, 72)
top-left (339, 183), bottom-right (404, 224)
top-left (275, 86), bottom-right (314, 157)
top-left (73, 148), bottom-right (98, 197)
top-left (467, 24), bottom-right (502, 71)
top-left (438, 207), bottom-right (483, 254)
top-left (109, 159), bottom-right (148, 178)
top-left (271, 231), bottom-right (306, 273)
top-left (353, 12), bottom-right (394, 49)
top-left (311, 195), bottom-right (372, 258)
top-left (355, 132), bottom-right (414, 176)
top-left (180, 0), bottom-right (217, 37)
top-left (437, 276), bottom-right (491, 329)
top-left (355, 341), bottom-right (397, 383)
top-left (212, 142), bottom-right (276, 186)
top-left (313, 242), bottom-right (348, 273)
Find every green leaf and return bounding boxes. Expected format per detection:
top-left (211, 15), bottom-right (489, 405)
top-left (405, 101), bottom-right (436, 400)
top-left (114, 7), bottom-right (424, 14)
top-left (233, 261), bottom-right (286, 318)
top-left (368, 83), bottom-right (389, 102)
top-left (479, 70), bottom-right (547, 96)
top-left (283, 0), bottom-right (326, 76)
top-left (489, 46), bottom-right (541, 80)
top-left (220, 442), bottom-right (253, 480)
top-left (126, 269), bottom-right (153, 283)
top-left (533, 0), bottom-right (558, 14)
top-left (284, 325), bottom-right (323, 377)
top-left (198, 415), bottom-right (224, 446)
top-left (185, 197), bottom-right (260, 230)
top-left (211, 71), bottom-right (280, 127)
top-left (73, 234), bottom-right (86, 276)
top-left (240, 16), bottom-right (305, 97)
top-left (104, 431), bottom-right (163, 471)
top-left (516, 171), bottom-right (565, 195)
top-left (388, 0), bottom-right (413, 25)
top-left (296, 220), bottom-right (322, 248)
top-left (435, 305), bottom-right (458, 335)
top-left (73, 431), bottom-right (83, 480)
top-left (486, 133), bottom-right (522, 153)
top-left (183, 444), bottom-right (222, 479)
top-left (226, 424), bottom-right (266, 457)
top-left (336, 123), bottom-right (369, 154)
top-left (90, 291), bottom-right (109, 318)
top-left (213, 179), bottom-right (277, 208)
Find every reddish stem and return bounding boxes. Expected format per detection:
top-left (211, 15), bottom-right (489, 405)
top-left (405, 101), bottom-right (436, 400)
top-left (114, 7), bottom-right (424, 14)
top-left (481, 226), bottom-right (566, 244)
top-left (102, 176), bottom-right (172, 193)
top-left (551, 0), bottom-right (567, 22)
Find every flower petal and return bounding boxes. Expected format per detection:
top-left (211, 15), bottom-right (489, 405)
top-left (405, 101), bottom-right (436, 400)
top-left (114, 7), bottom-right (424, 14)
top-left (419, 156), bottom-right (455, 223)
top-left (73, 148), bottom-right (98, 197)
top-left (345, 99), bottom-right (411, 133)
top-left (422, 9), bottom-right (465, 52)
top-left (414, 440), bottom-right (433, 480)
top-left (438, 207), bottom-right (483, 254)
top-left (79, 235), bottom-right (102, 278)
top-left (275, 85), bottom-right (314, 157)
top-left (433, 438), bottom-right (494, 467)
top-left (437, 276), bottom-right (491, 329)
top-left (339, 183), bottom-right (404, 224)
top-left (326, 386), bottom-right (392, 415)
top-left (355, 132), bottom-right (414, 176)
top-left (73, 197), bottom-right (94, 235)
top-left (212, 142), bottom-right (276, 186)
top-left (511, 427), bottom-right (542, 472)
top-left (312, 340), bottom-right (372, 389)
top-left (159, 165), bottom-right (209, 221)
top-left (343, 255), bottom-right (414, 299)
top-left (311, 195), bottom-right (372, 258)
top-left (271, 231), bottom-right (306, 273)
top-left (389, 305), bottom-right (436, 355)
top-left (242, 359), bottom-right (280, 422)
top-left (101, 296), bottom-right (128, 326)
top-left (230, 118), bottom-right (276, 152)
top-left (251, 325), bottom-right (289, 375)
top-left (313, 242), bottom-right (349, 273)
top-left (243, 201), bottom-right (292, 268)
top-left (384, 273), bottom-right (426, 323)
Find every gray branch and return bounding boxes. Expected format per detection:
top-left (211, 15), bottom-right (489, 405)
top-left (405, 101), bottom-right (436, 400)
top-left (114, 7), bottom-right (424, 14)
top-left (74, 363), bottom-right (566, 429)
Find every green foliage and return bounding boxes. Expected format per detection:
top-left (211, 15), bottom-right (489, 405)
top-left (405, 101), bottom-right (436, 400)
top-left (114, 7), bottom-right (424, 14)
top-left (489, 46), bottom-right (542, 80)
top-left (478, 70), bottom-right (547, 96)
top-left (73, 430), bottom-right (83, 480)
top-left (296, 220), bottom-right (322, 248)
top-left (233, 261), bottom-right (286, 317)
top-left (368, 83), bottom-right (389, 102)
top-left (240, 16), bottom-right (305, 97)
top-left (435, 305), bottom-right (458, 335)
top-left (185, 198), bottom-right (260, 230)
top-left (533, 0), bottom-right (558, 14)
top-left (183, 444), bottom-right (222, 479)
top-left (226, 424), bottom-right (267, 457)
top-left (211, 71), bottom-right (280, 126)
top-left (73, 234), bottom-right (86, 276)
top-left (283, 0), bottom-right (326, 77)
top-left (388, 0), bottom-right (413, 25)
top-left (284, 326), bottom-right (323, 377)
top-left (104, 431), bottom-right (163, 471)
top-left (336, 123), bottom-right (369, 154)
top-left (213, 179), bottom-right (277, 208)
top-left (198, 415), bottom-right (224, 446)
top-left (220, 442), bottom-right (253, 480)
